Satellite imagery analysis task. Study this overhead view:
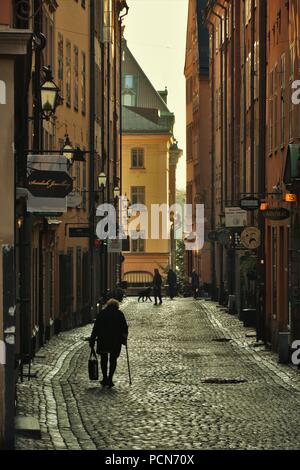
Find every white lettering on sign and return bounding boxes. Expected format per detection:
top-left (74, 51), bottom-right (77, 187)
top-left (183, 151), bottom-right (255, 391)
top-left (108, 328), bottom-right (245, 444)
top-left (0, 340), bottom-right (6, 365)
top-left (0, 80), bottom-right (6, 105)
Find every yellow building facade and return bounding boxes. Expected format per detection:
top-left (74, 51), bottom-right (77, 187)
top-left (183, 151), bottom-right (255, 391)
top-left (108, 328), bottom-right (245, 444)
top-left (121, 41), bottom-right (181, 285)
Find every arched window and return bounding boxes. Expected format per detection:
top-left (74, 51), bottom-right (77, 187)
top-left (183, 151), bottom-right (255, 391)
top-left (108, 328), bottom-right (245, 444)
top-left (131, 148), bottom-right (145, 168)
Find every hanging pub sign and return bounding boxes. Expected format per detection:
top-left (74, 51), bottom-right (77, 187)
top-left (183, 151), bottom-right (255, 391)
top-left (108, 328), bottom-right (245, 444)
top-left (27, 170), bottom-right (73, 198)
top-left (261, 208), bottom-right (291, 221)
top-left (240, 197), bottom-right (261, 211)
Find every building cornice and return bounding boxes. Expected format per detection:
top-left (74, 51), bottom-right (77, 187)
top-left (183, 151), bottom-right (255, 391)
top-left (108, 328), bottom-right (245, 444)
top-left (0, 28), bottom-right (32, 56)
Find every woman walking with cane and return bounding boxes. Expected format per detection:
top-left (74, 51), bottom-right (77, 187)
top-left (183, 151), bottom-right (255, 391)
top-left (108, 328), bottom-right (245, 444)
top-left (89, 298), bottom-right (128, 387)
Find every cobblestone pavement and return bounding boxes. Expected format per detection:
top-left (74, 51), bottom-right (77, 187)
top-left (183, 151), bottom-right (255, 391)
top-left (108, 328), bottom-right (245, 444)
top-left (16, 298), bottom-right (300, 450)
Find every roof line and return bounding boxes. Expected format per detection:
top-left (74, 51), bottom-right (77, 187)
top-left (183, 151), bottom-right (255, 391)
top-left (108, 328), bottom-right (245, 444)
top-left (123, 41), bottom-right (172, 114)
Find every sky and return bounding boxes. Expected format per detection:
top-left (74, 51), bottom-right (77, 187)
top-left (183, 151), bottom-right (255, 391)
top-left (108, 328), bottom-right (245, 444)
top-left (123, 0), bottom-right (188, 191)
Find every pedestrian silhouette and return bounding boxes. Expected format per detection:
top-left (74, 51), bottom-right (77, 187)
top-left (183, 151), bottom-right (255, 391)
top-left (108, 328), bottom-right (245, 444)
top-left (153, 269), bottom-right (163, 306)
top-left (167, 268), bottom-right (177, 299)
top-left (191, 269), bottom-right (200, 299)
top-left (89, 298), bottom-right (128, 387)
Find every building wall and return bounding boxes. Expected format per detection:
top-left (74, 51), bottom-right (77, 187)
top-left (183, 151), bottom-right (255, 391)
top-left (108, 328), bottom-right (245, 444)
top-left (185, 0), bottom-right (211, 286)
top-left (122, 133), bottom-right (172, 277)
top-left (265, 0), bottom-right (299, 348)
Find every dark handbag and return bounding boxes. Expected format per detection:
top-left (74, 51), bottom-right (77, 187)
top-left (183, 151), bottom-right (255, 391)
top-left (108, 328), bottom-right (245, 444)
top-left (88, 348), bottom-right (99, 381)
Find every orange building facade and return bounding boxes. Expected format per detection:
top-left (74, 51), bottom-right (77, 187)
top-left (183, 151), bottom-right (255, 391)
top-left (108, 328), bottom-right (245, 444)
top-left (185, 0), bottom-right (212, 292)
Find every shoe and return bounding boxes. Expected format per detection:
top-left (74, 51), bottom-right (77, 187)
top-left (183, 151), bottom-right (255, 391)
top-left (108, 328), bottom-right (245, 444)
top-left (154, 303), bottom-right (157, 306)
top-left (107, 379), bottom-right (115, 388)
top-left (100, 377), bottom-right (108, 386)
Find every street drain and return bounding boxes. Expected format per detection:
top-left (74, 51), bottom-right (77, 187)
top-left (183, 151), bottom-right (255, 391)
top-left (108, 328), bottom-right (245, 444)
top-left (202, 378), bottom-right (247, 385)
top-left (212, 338), bottom-right (232, 343)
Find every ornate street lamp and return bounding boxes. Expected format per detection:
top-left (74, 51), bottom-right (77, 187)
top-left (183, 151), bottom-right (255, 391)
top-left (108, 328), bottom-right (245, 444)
top-left (40, 66), bottom-right (60, 120)
top-left (62, 134), bottom-right (73, 161)
top-left (113, 186), bottom-right (121, 199)
top-left (98, 172), bottom-right (107, 189)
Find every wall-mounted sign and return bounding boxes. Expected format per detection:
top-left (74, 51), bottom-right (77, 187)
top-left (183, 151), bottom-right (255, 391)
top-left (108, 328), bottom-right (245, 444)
top-left (27, 193), bottom-right (67, 214)
top-left (225, 207), bottom-right (248, 228)
top-left (69, 227), bottom-right (90, 238)
top-left (107, 239), bottom-right (122, 253)
top-left (240, 197), bottom-right (261, 211)
top-left (27, 170), bottom-right (73, 198)
top-left (67, 191), bottom-right (82, 208)
top-left (261, 208), bottom-right (291, 221)
top-left (241, 227), bottom-right (261, 250)
top-left (0, 80), bottom-right (6, 104)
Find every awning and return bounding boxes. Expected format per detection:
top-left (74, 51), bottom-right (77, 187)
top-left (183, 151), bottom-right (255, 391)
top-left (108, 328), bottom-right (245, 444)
top-left (284, 144), bottom-right (300, 187)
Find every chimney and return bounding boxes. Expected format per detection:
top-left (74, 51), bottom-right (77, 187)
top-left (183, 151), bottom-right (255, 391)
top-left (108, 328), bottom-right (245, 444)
top-left (158, 86), bottom-right (168, 104)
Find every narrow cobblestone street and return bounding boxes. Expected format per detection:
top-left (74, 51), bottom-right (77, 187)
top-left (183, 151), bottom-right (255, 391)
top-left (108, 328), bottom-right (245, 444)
top-left (15, 298), bottom-right (300, 451)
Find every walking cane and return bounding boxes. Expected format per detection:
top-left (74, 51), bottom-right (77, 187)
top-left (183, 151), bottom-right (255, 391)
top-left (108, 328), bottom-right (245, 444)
top-left (125, 343), bottom-right (132, 385)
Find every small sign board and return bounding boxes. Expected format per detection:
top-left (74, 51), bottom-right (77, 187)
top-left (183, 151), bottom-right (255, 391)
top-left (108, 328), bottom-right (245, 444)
top-left (69, 227), bottom-right (90, 238)
top-left (261, 208), bottom-right (291, 221)
top-left (107, 239), bottom-right (123, 253)
top-left (240, 197), bottom-right (260, 211)
top-left (241, 227), bottom-right (261, 250)
top-left (27, 170), bottom-right (73, 198)
top-left (225, 207), bottom-right (248, 228)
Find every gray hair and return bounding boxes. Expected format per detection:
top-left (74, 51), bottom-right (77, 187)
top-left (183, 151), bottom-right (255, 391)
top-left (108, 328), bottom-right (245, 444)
top-left (106, 298), bottom-right (120, 309)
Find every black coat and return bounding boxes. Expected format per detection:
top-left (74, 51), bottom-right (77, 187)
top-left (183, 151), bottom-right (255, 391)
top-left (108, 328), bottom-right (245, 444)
top-left (89, 305), bottom-right (128, 357)
top-left (167, 270), bottom-right (177, 286)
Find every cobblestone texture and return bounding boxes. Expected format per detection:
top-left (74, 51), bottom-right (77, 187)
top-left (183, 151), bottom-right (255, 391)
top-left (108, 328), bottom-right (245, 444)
top-left (15, 298), bottom-right (300, 450)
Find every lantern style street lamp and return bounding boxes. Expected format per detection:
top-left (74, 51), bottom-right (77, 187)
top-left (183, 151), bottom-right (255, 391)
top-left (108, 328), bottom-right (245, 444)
top-left (113, 186), bottom-right (121, 199)
top-left (98, 172), bottom-right (107, 189)
top-left (40, 66), bottom-right (60, 120)
top-left (62, 134), bottom-right (73, 161)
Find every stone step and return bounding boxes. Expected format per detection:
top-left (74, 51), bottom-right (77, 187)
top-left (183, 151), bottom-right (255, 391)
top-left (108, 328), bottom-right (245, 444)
top-left (15, 416), bottom-right (41, 440)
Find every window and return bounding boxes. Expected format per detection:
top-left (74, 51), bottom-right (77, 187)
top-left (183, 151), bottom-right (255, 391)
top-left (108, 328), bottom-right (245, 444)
top-left (280, 54), bottom-right (285, 146)
top-left (245, 0), bottom-right (251, 24)
top-left (274, 64), bottom-right (278, 149)
top-left (269, 70), bottom-right (274, 153)
top-left (131, 238), bottom-right (145, 253)
top-left (58, 33), bottom-right (63, 89)
top-left (131, 148), bottom-right (145, 168)
top-left (131, 186), bottom-right (145, 205)
top-left (124, 75), bottom-right (134, 89)
top-left (187, 125), bottom-right (193, 160)
top-left (66, 40), bottom-right (71, 107)
top-left (186, 77), bottom-right (193, 103)
top-left (122, 92), bottom-right (136, 107)
top-left (254, 41), bottom-right (259, 99)
top-left (81, 52), bottom-right (86, 114)
top-left (74, 46), bottom-right (79, 111)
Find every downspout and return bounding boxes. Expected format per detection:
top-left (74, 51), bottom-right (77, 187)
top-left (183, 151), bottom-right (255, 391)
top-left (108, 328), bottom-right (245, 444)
top-left (210, 8), bottom-right (224, 304)
top-left (207, 19), bottom-right (217, 300)
top-left (257, 0), bottom-right (267, 342)
top-left (89, 0), bottom-right (96, 318)
top-left (119, 4), bottom-right (129, 284)
top-left (250, 0), bottom-right (255, 198)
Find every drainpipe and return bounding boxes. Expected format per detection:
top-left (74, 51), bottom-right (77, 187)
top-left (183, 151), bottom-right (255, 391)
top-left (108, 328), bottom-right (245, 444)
top-left (119, 5), bottom-right (129, 285)
top-left (250, 0), bottom-right (255, 199)
top-left (257, 0), bottom-right (267, 342)
top-left (210, 8), bottom-right (224, 304)
top-left (207, 19), bottom-right (217, 300)
top-left (89, 0), bottom-right (95, 319)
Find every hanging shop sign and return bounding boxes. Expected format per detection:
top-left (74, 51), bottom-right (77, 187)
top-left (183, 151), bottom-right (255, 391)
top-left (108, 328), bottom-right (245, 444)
top-left (107, 239), bottom-right (123, 253)
top-left (261, 208), bottom-right (291, 221)
top-left (225, 207), bottom-right (248, 228)
top-left (27, 170), bottom-right (73, 198)
top-left (241, 227), bottom-right (261, 250)
top-left (240, 197), bottom-right (261, 211)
